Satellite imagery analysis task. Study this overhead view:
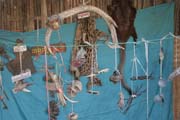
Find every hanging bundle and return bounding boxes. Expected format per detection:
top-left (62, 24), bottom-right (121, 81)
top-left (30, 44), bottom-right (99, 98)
top-left (67, 80), bottom-right (82, 98)
top-left (118, 92), bottom-right (125, 109)
top-left (49, 100), bottom-right (59, 120)
top-left (48, 72), bottom-right (78, 106)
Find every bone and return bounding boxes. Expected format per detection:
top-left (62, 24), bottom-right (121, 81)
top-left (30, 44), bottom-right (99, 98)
top-left (48, 72), bottom-right (79, 105)
top-left (168, 67), bottom-right (180, 80)
top-left (12, 81), bottom-right (32, 94)
top-left (45, 5), bottom-right (119, 55)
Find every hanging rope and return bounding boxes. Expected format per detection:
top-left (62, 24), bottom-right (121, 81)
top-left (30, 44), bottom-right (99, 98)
top-left (142, 38), bottom-right (149, 120)
top-left (71, 79), bottom-right (74, 113)
top-left (159, 39), bottom-right (164, 94)
top-left (36, 18), bottom-right (39, 42)
top-left (44, 46), bottom-right (51, 120)
top-left (90, 44), bottom-right (94, 91)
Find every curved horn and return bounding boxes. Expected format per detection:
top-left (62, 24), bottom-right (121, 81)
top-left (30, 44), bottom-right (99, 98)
top-left (63, 94), bottom-right (79, 103)
top-left (45, 5), bottom-right (118, 56)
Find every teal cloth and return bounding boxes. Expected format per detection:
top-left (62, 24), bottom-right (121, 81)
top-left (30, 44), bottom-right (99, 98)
top-left (0, 3), bottom-right (174, 120)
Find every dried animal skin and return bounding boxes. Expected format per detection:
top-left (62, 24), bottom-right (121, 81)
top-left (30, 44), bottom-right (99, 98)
top-left (49, 100), bottom-right (59, 120)
top-left (86, 77), bottom-right (102, 90)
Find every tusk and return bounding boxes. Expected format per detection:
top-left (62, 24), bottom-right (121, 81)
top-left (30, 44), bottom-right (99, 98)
top-left (45, 5), bottom-right (119, 56)
top-left (45, 28), bottom-right (55, 57)
top-left (22, 88), bottom-right (31, 93)
top-left (97, 68), bottom-right (109, 74)
top-left (58, 5), bottom-right (118, 43)
top-left (63, 94), bottom-right (79, 103)
top-left (58, 5), bottom-right (117, 27)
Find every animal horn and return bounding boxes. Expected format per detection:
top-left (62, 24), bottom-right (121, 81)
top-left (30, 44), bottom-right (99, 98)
top-left (45, 5), bottom-right (119, 56)
top-left (63, 94), bottom-right (79, 103)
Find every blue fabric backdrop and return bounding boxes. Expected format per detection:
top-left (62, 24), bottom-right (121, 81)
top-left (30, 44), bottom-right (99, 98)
top-left (0, 3), bottom-right (174, 120)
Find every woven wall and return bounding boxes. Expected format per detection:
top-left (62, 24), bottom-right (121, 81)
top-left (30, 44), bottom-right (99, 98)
top-left (173, 0), bottom-right (180, 119)
top-left (0, 0), bottom-right (172, 32)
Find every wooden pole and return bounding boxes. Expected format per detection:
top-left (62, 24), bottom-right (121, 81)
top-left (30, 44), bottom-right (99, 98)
top-left (28, 0), bottom-right (34, 31)
top-left (41, 0), bottom-right (47, 28)
top-left (173, 0), bottom-right (180, 119)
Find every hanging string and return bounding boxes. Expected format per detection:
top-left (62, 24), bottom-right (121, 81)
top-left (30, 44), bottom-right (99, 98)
top-left (0, 32), bottom-right (179, 47)
top-left (56, 27), bottom-right (66, 72)
top-left (131, 43), bottom-right (137, 94)
top-left (114, 46), bottom-right (118, 70)
top-left (36, 18), bottom-right (39, 42)
top-left (159, 39), bottom-right (163, 95)
top-left (57, 30), bottom-right (62, 42)
top-left (91, 44), bottom-right (94, 91)
top-left (114, 45), bottom-right (122, 92)
top-left (44, 46), bottom-right (51, 120)
top-left (71, 79), bottom-right (74, 113)
top-left (142, 38), bottom-right (149, 120)
top-left (95, 45), bottom-right (98, 70)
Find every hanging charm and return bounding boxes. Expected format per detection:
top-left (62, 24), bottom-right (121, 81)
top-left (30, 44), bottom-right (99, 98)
top-left (110, 70), bottom-right (123, 84)
top-left (118, 92), bottom-right (125, 109)
top-left (154, 94), bottom-right (164, 103)
top-left (68, 112), bottom-right (78, 120)
top-left (67, 80), bottom-right (82, 97)
top-left (154, 39), bottom-right (166, 103)
top-left (49, 100), bottom-right (60, 120)
top-left (48, 72), bottom-right (78, 106)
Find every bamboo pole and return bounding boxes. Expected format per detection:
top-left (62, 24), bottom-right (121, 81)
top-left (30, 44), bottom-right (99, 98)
top-left (0, 0), bottom-right (173, 31)
top-left (28, 0), bottom-right (34, 31)
top-left (173, 0), bottom-right (180, 119)
top-left (41, 0), bottom-right (47, 28)
top-left (0, 1), bottom-right (2, 29)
